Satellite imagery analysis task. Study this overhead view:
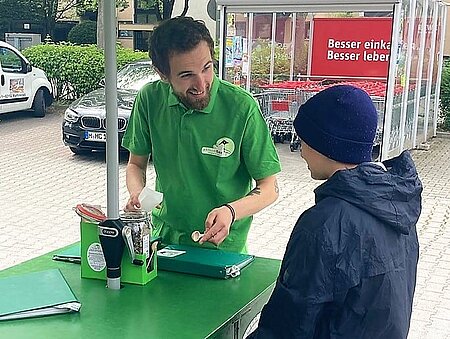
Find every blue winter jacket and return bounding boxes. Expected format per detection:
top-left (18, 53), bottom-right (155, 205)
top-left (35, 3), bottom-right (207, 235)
top-left (249, 151), bottom-right (422, 339)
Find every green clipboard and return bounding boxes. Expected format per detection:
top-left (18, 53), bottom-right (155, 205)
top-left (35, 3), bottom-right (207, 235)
top-left (157, 244), bottom-right (255, 279)
top-left (0, 268), bottom-right (81, 321)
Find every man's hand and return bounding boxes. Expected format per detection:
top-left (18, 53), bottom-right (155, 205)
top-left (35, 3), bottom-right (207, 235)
top-left (199, 205), bottom-right (235, 246)
top-left (124, 193), bottom-right (142, 211)
top-left (125, 153), bottom-right (149, 212)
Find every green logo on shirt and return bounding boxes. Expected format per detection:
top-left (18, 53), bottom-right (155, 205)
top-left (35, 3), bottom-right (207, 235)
top-left (201, 137), bottom-right (235, 158)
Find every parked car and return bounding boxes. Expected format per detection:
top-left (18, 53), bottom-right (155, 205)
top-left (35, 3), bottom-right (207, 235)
top-left (0, 40), bottom-right (53, 117)
top-left (62, 60), bottom-right (160, 154)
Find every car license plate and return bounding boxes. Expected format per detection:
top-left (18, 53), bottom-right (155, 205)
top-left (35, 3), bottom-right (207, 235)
top-left (85, 131), bottom-right (106, 142)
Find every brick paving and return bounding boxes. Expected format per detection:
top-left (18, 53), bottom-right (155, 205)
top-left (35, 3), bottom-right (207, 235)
top-left (1, 107), bottom-right (450, 338)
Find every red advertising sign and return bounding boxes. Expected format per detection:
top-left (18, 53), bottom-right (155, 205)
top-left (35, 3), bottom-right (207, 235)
top-left (310, 18), bottom-right (393, 78)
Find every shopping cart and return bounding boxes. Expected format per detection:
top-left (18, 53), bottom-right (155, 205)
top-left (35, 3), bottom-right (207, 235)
top-left (255, 81), bottom-right (323, 149)
top-left (255, 79), bottom-right (397, 156)
top-left (255, 89), bottom-right (300, 144)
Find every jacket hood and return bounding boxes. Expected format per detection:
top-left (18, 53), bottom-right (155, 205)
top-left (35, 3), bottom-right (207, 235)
top-left (315, 151), bottom-right (423, 235)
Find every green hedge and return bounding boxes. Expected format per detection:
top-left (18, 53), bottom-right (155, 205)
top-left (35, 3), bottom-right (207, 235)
top-left (440, 58), bottom-right (450, 131)
top-left (22, 43), bottom-right (148, 100)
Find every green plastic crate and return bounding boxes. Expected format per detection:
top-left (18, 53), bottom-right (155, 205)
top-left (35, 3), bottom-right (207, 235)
top-left (80, 219), bottom-right (157, 285)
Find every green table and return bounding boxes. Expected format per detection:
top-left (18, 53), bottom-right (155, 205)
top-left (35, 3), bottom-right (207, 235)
top-left (0, 245), bottom-right (281, 339)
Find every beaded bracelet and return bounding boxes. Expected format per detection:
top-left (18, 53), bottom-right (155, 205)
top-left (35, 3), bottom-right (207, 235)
top-left (222, 203), bottom-right (236, 224)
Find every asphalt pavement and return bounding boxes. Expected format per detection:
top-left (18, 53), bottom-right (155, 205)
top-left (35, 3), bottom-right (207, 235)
top-left (0, 106), bottom-right (450, 338)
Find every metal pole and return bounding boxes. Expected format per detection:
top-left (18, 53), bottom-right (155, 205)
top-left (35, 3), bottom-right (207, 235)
top-left (399, 0), bottom-right (417, 151)
top-left (290, 13), bottom-right (297, 81)
top-left (102, 0), bottom-right (122, 291)
top-left (432, 2), bottom-right (447, 136)
top-left (269, 13), bottom-right (277, 84)
top-left (412, 0), bottom-right (428, 148)
top-left (219, 5), bottom-right (225, 79)
top-left (307, 15), bottom-right (314, 78)
top-left (423, 0), bottom-right (439, 142)
top-left (104, 0), bottom-right (119, 220)
top-left (381, 3), bottom-right (401, 160)
top-left (246, 13), bottom-right (254, 92)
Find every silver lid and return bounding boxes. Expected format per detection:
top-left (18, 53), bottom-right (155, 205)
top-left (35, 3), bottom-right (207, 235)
top-left (120, 210), bottom-right (149, 222)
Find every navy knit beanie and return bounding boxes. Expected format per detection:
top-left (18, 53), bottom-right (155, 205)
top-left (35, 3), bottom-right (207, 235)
top-left (293, 85), bottom-right (378, 164)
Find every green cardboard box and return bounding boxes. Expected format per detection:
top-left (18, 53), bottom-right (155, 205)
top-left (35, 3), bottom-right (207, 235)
top-left (80, 219), bottom-right (157, 285)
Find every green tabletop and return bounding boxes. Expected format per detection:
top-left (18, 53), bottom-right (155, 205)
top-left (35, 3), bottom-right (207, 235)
top-left (0, 245), bottom-right (281, 339)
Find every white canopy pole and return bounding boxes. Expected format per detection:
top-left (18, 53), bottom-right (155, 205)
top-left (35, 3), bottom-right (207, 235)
top-left (104, 0), bottom-right (119, 219)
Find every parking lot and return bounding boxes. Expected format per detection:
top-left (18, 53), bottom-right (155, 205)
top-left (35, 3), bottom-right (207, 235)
top-left (1, 106), bottom-right (450, 338)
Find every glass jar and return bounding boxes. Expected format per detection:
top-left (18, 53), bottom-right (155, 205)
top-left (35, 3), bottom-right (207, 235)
top-left (120, 211), bottom-right (151, 257)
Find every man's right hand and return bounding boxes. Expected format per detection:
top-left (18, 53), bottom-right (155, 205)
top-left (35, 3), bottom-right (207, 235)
top-left (125, 153), bottom-right (150, 212)
top-left (124, 193), bottom-right (142, 211)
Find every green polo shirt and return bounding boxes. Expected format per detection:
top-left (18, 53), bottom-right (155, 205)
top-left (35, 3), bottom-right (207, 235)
top-left (122, 75), bottom-right (281, 252)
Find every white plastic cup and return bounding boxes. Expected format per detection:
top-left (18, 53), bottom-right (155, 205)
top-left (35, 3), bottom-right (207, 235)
top-left (138, 187), bottom-right (163, 212)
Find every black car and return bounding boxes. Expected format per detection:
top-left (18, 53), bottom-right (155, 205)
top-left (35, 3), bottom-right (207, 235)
top-left (62, 60), bottom-right (160, 154)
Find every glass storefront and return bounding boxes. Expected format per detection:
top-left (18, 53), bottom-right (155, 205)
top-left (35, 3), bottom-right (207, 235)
top-left (217, 0), bottom-right (447, 160)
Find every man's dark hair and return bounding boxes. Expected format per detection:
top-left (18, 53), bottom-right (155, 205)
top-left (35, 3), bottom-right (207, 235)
top-left (149, 16), bottom-right (215, 77)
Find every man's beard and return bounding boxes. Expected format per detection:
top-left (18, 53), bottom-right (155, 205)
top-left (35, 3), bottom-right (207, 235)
top-left (175, 84), bottom-right (211, 110)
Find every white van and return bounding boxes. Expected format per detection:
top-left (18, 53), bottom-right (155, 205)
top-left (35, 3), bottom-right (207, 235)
top-left (0, 40), bottom-right (53, 117)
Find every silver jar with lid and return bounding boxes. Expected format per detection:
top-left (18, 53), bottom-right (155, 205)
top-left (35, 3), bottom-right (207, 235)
top-left (120, 211), bottom-right (151, 261)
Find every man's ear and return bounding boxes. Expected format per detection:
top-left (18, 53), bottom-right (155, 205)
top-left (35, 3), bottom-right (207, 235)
top-left (155, 67), bottom-right (169, 82)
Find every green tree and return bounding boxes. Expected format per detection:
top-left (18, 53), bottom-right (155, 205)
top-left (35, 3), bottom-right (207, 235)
top-left (250, 40), bottom-right (291, 86)
top-left (75, 0), bottom-right (129, 48)
top-left (0, 0), bottom-right (40, 38)
top-left (92, 0), bottom-right (190, 49)
top-left (77, 1), bottom-right (190, 49)
top-left (76, 0), bottom-right (129, 13)
top-left (0, 0), bottom-right (191, 45)
top-left (32, 0), bottom-right (83, 39)
top-left (0, 0), bottom-right (81, 38)
top-left (135, 0), bottom-right (190, 20)
top-left (67, 20), bottom-right (97, 44)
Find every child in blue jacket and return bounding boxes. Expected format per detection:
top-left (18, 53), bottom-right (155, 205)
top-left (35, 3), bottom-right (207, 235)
top-left (249, 85), bottom-right (422, 339)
